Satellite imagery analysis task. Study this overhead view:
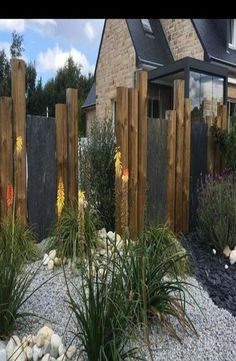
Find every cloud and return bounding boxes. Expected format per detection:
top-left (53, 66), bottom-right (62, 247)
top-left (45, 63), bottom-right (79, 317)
top-left (84, 22), bottom-right (95, 41)
top-left (0, 19), bottom-right (25, 32)
top-left (0, 41), bottom-right (11, 57)
top-left (0, 19), bottom-right (56, 35)
top-left (37, 44), bottom-right (94, 75)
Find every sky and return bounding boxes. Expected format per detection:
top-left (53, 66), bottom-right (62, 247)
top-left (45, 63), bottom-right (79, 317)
top-left (0, 19), bottom-right (105, 84)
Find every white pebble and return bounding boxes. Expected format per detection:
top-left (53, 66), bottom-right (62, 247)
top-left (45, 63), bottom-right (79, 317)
top-left (49, 250), bottom-right (57, 260)
top-left (212, 248), bottom-right (216, 255)
top-left (225, 264), bottom-right (229, 269)
top-left (48, 259), bottom-right (54, 271)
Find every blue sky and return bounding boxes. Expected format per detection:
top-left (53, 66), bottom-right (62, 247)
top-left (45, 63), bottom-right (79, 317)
top-left (0, 19), bottom-right (105, 84)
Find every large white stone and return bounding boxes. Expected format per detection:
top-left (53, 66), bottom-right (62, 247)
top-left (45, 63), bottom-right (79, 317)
top-left (0, 349), bottom-right (6, 361)
top-left (41, 354), bottom-right (50, 361)
top-left (223, 245), bottom-right (231, 258)
top-left (58, 345), bottom-right (65, 357)
top-left (35, 335), bottom-right (44, 348)
top-left (49, 250), bottom-right (57, 260)
top-left (48, 259), bottom-right (54, 271)
top-left (54, 257), bottom-right (62, 267)
top-left (12, 347), bottom-right (26, 361)
top-left (50, 335), bottom-right (61, 350)
top-left (107, 231), bottom-right (115, 242)
top-left (32, 345), bottom-right (42, 361)
top-left (42, 341), bottom-right (51, 356)
top-left (65, 346), bottom-right (76, 360)
top-left (6, 337), bottom-right (21, 361)
top-left (37, 325), bottom-right (54, 341)
top-left (57, 355), bottom-right (66, 361)
top-left (43, 254), bottom-right (50, 266)
top-left (24, 347), bottom-right (32, 361)
top-left (230, 250), bottom-right (236, 265)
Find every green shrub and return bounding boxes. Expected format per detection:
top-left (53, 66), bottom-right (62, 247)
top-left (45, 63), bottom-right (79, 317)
top-left (0, 218), bottom-right (40, 268)
top-left (79, 119), bottom-right (116, 231)
top-left (65, 251), bottom-right (140, 361)
top-left (118, 229), bottom-right (196, 341)
top-left (211, 124), bottom-right (236, 171)
top-left (48, 203), bottom-right (100, 259)
top-left (197, 173), bottom-right (236, 251)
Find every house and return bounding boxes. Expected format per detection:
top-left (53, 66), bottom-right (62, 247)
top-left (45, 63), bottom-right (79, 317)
top-left (82, 19), bottom-right (236, 134)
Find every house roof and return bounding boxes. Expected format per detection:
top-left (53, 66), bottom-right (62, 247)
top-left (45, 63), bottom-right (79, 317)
top-left (82, 82), bottom-right (96, 109)
top-left (126, 19), bottom-right (174, 68)
top-left (192, 19), bottom-right (236, 68)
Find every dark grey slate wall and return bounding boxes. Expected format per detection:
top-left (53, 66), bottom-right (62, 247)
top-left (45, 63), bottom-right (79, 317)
top-left (26, 115), bottom-right (56, 241)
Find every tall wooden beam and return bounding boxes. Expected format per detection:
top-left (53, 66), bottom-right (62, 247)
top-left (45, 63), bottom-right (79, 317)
top-left (11, 58), bottom-right (27, 223)
top-left (166, 110), bottom-right (176, 230)
top-left (66, 88), bottom-right (78, 207)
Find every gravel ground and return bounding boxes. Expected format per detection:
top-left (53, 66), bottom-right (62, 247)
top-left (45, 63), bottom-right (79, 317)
top-left (13, 260), bottom-right (236, 361)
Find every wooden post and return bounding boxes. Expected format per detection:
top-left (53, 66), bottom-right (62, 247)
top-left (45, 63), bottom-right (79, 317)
top-left (182, 99), bottom-right (191, 233)
top-left (137, 70), bottom-right (148, 233)
top-left (206, 115), bottom-right (215, 175)
top-left (66, 89), bottom-right (78, 207)
top-left (166, 110), bottom-right (176, 230)
top-left (116, 87), bottom-right (129, 237)
top-left (0, 97), bottom-right (13, 221)
top-left (173, 79), bottom-right (185, 233)
top-left (11, 58), bottom-right (27, 223)
top-left (55, 104), bottom-right (68, 216)
top-left (128, 88), bottom-right (138, 239)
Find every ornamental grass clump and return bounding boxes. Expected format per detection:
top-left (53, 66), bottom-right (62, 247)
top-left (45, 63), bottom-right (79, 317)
top-left (119, 227), bottom-right (196, 341)
top-left (65, 247), bottom-right (141, 361)
top-left (197, 173), bottom-right (236, 251)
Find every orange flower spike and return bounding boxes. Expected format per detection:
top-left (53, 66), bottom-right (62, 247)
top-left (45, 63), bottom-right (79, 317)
top-left (122, 167), bottom-right (129, 183)
top-left (57, 177), bottom-right (65, 217)
top-left (114, 147), bottom-right (122, 177)
top-left (6, 183), bottom-right (14, 208)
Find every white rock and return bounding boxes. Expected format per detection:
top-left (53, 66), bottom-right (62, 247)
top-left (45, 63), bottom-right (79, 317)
top-left (0, 349), bottom-right (6, 361)
top-left (99, 249), bottom-right (106, 257)
top-left (12, 347), bottom-right (26, 361)
top-left (97, 228), bottom-right (107, 240)
top-left (54, 257), bottom-right (62, 267)
top-left (35, 335), bottom-right (44, 348)
top-left (32, 346), bottom-right (42, 361)
top-left (41, 354), bottom-right (50, 361)
top-left (21, 337), bottom-right (27, 350)
top-left (50, 358), bottom-right (56, 361)
top-left (212, 248), bottom-right (216, 255)
top-left (115, 233), bottom-right (121, 243)
top-left (65, 346), bottom-right (76, 360)
top-left (230, 250), bottom-right (236, 265)
top-left (58, 345), bottom-right (65, 357)
top-left (57, 355), bottom-right (66, 361)
top-left (6, 337), bottom-right (21, 361)
top-left (50, 335), bottom-right (61, 351)
top-left (223, 245), bottom-right (231, 258)
top-left (43, 254), bottom-right (50, 266)
top-left (24, 347), bottom-right (32, 361)
top-left (225, 264), bottom-right (229, 269)
top-left (42, 341), bottom-right (51, 356)
top-left (37, 325), bottom-right (54, 341)
top-left (49, 250), bottom-right (57, 260)
top-left (107, 231), bottom-right (115, 242)
top-left (48, 259), bottom-right (54, 271)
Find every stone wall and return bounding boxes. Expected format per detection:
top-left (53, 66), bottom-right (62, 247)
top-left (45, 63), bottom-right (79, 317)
top-left (96, 19), bottom-right (136, 121)
top-left (160, 19), bottom-right (204, 61)
top-left (85, 107), bottom-right (96, 137)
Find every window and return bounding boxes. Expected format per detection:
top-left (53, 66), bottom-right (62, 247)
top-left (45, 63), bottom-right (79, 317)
top-left (189, 71), bottom-right (224, 121)
top-left (141, 19), bottom-right (153, 34)
top-left (229, 19), bottom-right (236, 48)
top-left (228, 100), bottom-right (236, 129)
top-left (148, 98), bottom-right (159, 118)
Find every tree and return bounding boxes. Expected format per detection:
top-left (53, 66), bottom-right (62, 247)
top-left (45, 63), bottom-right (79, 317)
top-left (10, 31), bottom-right (25, 58)
top-left (0, 50), bottom-right (10, 96)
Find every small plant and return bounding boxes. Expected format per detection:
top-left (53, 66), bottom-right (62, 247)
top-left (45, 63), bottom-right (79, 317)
top-left (0, 241), bottom-right (52, 339)
top-left (197, 173), bottom-right (236, 251)
top-left (65, 250), bottom-right (141, 361)
top-left (118, 226), bottom-right (196, 341)
top-left (0, 218), bottom-right (40, 268)
top-left (79, 119), bottom-right (116, 231)
top-left (211, 124), bottom-right (236, 171)
top-left (48, 202), bottom-right (100, 261)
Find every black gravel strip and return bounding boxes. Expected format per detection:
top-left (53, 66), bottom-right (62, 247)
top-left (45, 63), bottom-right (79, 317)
top-left (181, 233), bottom-right (236, 317)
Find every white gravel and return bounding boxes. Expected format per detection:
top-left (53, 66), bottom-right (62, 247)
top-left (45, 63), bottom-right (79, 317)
top-left (15, 262), bottom-right (236, 361)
